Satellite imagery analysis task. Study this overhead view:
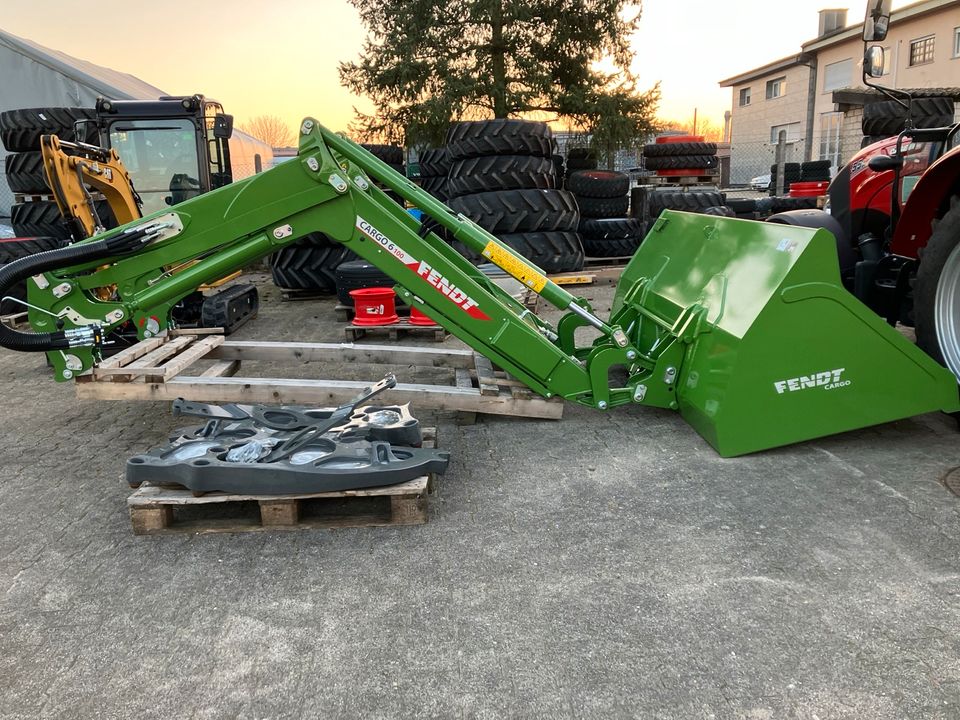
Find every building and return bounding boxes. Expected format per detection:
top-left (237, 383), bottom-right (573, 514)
top-left (0, 28), bottom-right (271, 217)
top-left (719, 0), bottom-right (960, 185)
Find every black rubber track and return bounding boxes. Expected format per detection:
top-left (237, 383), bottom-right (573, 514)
top-left (496, 231), bottom-right (584, 273)
top-left (565, 170), bottom-right (629, 199)
top-left (0, 235), bottom-right (67, 313)
top-left (648, 190), bottom-right (725, 218)
top-left (642, 142), bottom-right (718, 157)
top-left (644, 154), bottom-right (719, 171)
top-left (447, 189), bottom-right (579, 233)
top-left (201, 283), bottom-right (259, 334)
top-left (335, 259), bottom-right (397, 305)
top-left (446, 155), bottom-right (556, 197)
top-left (914, 195), bottom-right (960, 364)
top-left (360, 143), bottom-right (403, 165)
top-left (269, 234), bottom-right (358, 292)
top-left (446, 120), bottom-right (552, 160)
top-left (5, 152), bottom-right (48, 193)
top-left (418, 148), bottom-right (450, 177)
top-left (861, 97), bottom-right (956, 137)
top-left (575, 194), bottom-right (630, 219)
top-left (0, 107), bottom-right (98, 152)
top-left (11, 200), bottom-right (115, 240)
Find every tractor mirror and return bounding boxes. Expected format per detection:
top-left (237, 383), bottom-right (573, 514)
top-left (863, 0), bottom-right (891, 42)
top-left (868, 154), bottom-right (904, 172)
top-left (864, 46), bottom-right (885, 78)
top-left (214, 113), bottom-right (234, 140)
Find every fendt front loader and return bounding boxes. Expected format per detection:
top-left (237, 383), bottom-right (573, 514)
top-left (0, 116), bottom-right (956, 457)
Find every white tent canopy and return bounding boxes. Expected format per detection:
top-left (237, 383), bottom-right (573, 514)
top-left (0, 27), bottom-right (271, 217)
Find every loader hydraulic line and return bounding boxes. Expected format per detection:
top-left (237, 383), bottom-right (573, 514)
top-left (4, 117), bottom-right (959, 456)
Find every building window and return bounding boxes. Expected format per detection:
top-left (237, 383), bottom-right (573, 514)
top-left (819, 112), bottom-right (842, 170)
top-left (766, 77), bottom-right (786, 99)
top-left (909, 35), bottom-right (935, 66)
top-left (739, 87), bottom-right (751, 107)
top-left (770, 122), bottom-right (802, 144)
top-left (823, 59), bottom-right (853, 93)
top-left (954, 27), bottom-right (959, 58)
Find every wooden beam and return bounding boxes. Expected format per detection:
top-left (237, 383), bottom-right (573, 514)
top-left (208, 340), bottom-right (476, 369)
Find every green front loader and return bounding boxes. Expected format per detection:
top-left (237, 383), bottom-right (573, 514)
top-left (0, 119), bottom-right (955, 456)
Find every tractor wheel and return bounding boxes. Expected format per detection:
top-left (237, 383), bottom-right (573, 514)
top-left (417, 148), bottom-right (450, 177)
top-left (446, 155), bottom-right (556, 197)
top-left (418, 175), bottom-right (448, 199)
top-left (565, 148), bottom-right (597, 172)
top-left (701, 205), bottom-right (736, 217)
top-left (578, 218), bottom-right (646, 257)
top-left (447, 189), bottom-right (579, 233)
top-left (5, 152), bottom-right (48, 193)
top-left (915, 195), bottom-right (960, 375)
top-left (644, 154), bottom-right (719, 171)
top-left (565, 170), bottom-right (629, 198)
top-left (0, 235), bottom-right (67, 313)
top-left (495, 231), bottom-right (584, 273)
top-left (446, 120), bottom-right (552, 160)
top-left (335, 259), bottom-right (397, 305)
top-left (269, 234), bottom-right (357, 293)
top-left (0, 107), bottom-right (97, 152)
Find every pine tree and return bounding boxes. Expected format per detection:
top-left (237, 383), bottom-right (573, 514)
top-left (339, 0), bottom-right (660, 155)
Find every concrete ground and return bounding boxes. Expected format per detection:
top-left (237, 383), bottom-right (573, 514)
top-left (0, 274), bottom-right (959, 719)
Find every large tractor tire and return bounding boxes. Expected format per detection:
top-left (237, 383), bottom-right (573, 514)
top-left (496, 231), bottom-right (584, 273)
top-left (565, 147), bottom-right (597, 172)
top-left (862, 97), bottom-right (955, 137)
top-left (359, 143), bottom-right (404, 166)
top-left (0, 107), bottom-right (97, 152)
top-left (335, 259), bottom-right (397, 305)
top-left (269, 234), bottom-right (357, 293)
top-left (0, 236), bottom-right (67, 313)
top-left (566, 170), bottom-right (629, 198)
top-left (446, 120), bottom-right (552, 160)
top-left (578, 218), bottom-right (645, 257)
top-left (914, 195), bottom-right (960, 374)
top-left (644, 154), bottom-right (719, 171)
top-left (648, 189), bottom-right (724, 218)
top-left (642, 142), bottom-right (717, 157)
top-left (446, 155), bottom-right (555, 197)
top-left (5, 152), bottom-right (48, 194)
top-left (417, 147), bottom-right (450, 177)
top-left (447, 189), bottom-right (579, 233)
top-left (575, 194), bottom-right (630, 219)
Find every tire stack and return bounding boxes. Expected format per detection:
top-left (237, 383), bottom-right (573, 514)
top-left (446, 119), bottom-right (583, 273)
top-left (565, 147), bottom-right (597, 173)
top-left (416, 148), bottom-right (450, 200)
top-left (1, 106), bottom-right (102, 241)
top-left (269, 233), bottom-right (358, 295)
top-left (643, 137), bottom-right (719, 177)
top-left (646, 188), bottom-right (728, 220)
top-left (769, 162), bottom-right (800, 195)
top-left (800, 159), bottom-right (831, 183)
top-left (861, 97), bottom-right (955, 146)
top-left (567, 170), bottom-right (643, 258)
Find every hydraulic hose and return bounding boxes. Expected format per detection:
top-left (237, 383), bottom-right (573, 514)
top-left (0, 225), bottom-right (162, 352)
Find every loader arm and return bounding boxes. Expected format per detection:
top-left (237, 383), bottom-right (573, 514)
top-left (8, 118), bottom-right (958, 457)
top-left (19, 119), bottom-right (650, 409)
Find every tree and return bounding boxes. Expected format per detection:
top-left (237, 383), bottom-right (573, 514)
top-left (339, 0), bottom-right (660, 150)
top-left (659, 115), bottom-right (725, 143)
top-left (238, 115), bottom-right (295, 149)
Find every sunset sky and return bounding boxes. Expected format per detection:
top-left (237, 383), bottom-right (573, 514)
top-left (2, 0), bottom-right (909, 137)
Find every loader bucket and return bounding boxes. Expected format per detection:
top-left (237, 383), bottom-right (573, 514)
top-left (613, 210), bottom-right (960, 456)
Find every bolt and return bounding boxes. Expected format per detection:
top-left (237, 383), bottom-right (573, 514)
top-left (664, 366), bottom-right (677, 384)
top-left (354, 175), bottom-right (369, 190)
top-left (329, 174), bottom-right (348, 193)
top-left (143, 330), bottom-right (152, 338)
top-left (62, 369), bottom-right (73, 380)
top-left (306, 157), bottom-right (319, 172)
top-left (633, 384), bottom-right (647, 402)
top-left (597, 400), bottom-right (608, 410)
top-left (300, 120), bottom-right (314, 134)
top-left (626, 350), bottom-right (637, 361)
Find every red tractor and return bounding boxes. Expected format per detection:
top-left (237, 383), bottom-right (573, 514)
top-left (772, 1), bottom-right (960, 380)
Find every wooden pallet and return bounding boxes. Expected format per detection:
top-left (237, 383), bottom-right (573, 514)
top-left (127, 429), bottom-right (440, 535)
top-left (344, 319), bottom-right (446, 342)
top-left (74, 329), bottom-right (563, 420)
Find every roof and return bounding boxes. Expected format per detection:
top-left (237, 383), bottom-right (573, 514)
top-left (0, 27), bottom-right (166, 100)
top-left (718, 55), bottom-right (807, 88)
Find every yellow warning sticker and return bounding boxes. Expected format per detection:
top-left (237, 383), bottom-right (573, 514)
top-left (482, 241), bottom-right (547, 292)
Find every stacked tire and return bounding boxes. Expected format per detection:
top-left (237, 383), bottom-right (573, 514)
top-left (862, 97), bottom-right (955, 138)
top-left (270, 233), bottom-right (358, 295)
top-left (643, 137), bottom-right (718, 176)
top-left (565, 147), bottom-right (597, 173)
top-left (568, 170), bottom-right (642, 258)
top-left (446, 119), bottom-right (583, 273)
top-left (1, 106), bottom-right (103, 241)
top-left (769, 162), bottom-right (801, 195)
top-left (800, 159), bottom-right (831, 182)
top-left (417, 148), bottom-right (450, 200)
top-left (361, 143), bottom-right (405, 205)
